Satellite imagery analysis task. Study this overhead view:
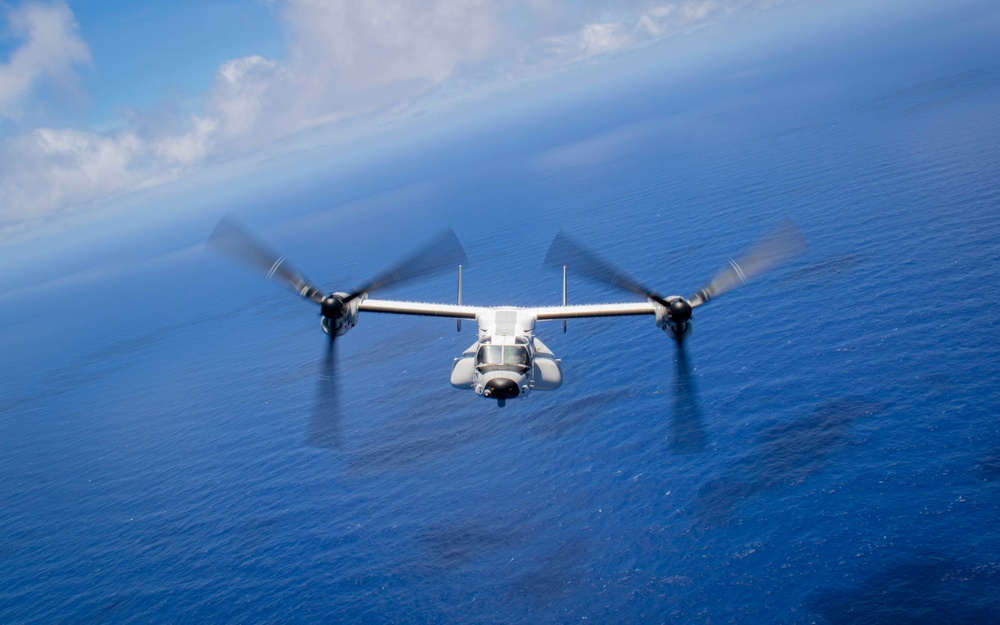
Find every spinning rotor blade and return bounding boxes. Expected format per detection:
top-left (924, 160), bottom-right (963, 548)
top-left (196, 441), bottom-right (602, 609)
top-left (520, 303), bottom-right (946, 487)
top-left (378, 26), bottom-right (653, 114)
top-left (207, 221), bottom-right (469, 449)
top-left (669, 341), bottom-right (706, 454)
top-left (207, 216), bottom-right (325, 304)
top-left (343, 228), bottom-right (469, 303)
top-left (310, 333), bottom-right (342, 448)
top-left (689, 220), bottom-right (807, 307)
top-left (545, 232), bottom-right (670, 307)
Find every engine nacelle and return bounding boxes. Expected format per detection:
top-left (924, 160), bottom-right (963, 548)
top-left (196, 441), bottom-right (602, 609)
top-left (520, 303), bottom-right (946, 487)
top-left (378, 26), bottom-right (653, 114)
top-left (664, 320), bottom-right (692, 342)
top-left (320, 292), bottom-right (363, 337)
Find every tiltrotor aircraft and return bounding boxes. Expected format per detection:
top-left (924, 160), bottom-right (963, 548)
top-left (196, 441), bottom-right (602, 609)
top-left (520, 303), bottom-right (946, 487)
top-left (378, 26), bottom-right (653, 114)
top-left (208, 217), bottom-right (806, 446)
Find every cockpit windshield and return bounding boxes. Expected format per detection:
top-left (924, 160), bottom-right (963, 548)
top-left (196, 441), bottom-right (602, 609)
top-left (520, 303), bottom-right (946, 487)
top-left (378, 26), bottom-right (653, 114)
top-left (476, 345), bottom-right (530, 371)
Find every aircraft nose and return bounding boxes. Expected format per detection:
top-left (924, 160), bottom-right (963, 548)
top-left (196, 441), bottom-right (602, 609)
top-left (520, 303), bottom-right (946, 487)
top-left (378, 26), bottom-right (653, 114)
top-left (483, 377), bottom-right (519, 400)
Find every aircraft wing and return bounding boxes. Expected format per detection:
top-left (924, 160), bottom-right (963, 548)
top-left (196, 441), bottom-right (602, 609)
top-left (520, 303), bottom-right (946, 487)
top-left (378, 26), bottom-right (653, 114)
top-left (531, 302), bottom-right (657, 320)
top-left (359, 298), bottom-right (481, 319)
top-left (359, 299), bottom-right (658, 321)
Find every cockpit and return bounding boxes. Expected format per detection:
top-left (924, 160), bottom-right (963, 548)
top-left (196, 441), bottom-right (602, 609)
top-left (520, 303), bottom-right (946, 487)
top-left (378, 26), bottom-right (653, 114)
top-left (475, 342), bottom-right (531, 373)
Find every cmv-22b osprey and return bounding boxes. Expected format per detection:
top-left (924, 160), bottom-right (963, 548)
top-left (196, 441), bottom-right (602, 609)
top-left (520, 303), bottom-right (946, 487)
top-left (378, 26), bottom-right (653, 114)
top-left (209, 218), bottom-right (807, 422)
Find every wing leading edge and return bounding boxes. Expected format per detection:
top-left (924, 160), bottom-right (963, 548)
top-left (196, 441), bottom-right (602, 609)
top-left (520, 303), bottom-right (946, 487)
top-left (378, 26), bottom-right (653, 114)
top-left (359, 298), bottom-right (658, 321)
top-left (359, 299), bottom-right (481, 319)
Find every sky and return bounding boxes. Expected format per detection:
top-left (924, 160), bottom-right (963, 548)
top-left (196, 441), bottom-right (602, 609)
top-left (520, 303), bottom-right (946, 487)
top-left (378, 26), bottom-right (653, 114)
top-left (0, 0), bottom-right (800, 235)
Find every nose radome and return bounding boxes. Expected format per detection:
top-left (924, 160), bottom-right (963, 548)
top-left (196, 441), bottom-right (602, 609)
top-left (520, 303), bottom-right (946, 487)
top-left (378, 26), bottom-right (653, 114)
top-left (484, 377), bottom-right (519, 400)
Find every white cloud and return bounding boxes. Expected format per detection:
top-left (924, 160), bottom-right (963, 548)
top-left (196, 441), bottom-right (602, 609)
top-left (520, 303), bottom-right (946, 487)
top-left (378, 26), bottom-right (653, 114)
top-left (637, 1), bottom-right (725, 36)
top-left (206, 55), bottom-right (287, 146)
top-left (284, 0), bottom-right (501, 89)
top-left (0, 128), bottom-right (148, 225)
top-left (580, 21), bottom-right (634, 55)
top-left (0, 1), bottom-right (89, 120)
top-left (153, 116), bottom-right (217, 166)
top-left (525, 1), bottom-right (772, 67)
top-left (0, 0), bottom-right (789, 231)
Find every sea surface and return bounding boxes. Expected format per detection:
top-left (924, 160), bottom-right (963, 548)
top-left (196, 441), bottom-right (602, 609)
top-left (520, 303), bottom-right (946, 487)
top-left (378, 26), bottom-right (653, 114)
top-left (2, 2), bottom-right (1000, 623)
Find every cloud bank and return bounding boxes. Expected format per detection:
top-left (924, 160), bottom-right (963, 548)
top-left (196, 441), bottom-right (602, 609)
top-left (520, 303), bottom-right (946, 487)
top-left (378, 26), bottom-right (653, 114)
top-left (0, 1), bottom-right (89, 121)
top-left (0, 0), bottom-right (785, 231)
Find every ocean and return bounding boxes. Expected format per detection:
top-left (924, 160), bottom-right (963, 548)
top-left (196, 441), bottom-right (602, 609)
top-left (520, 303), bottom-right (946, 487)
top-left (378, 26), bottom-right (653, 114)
top-left (1, 2), bottom-right (999, 623)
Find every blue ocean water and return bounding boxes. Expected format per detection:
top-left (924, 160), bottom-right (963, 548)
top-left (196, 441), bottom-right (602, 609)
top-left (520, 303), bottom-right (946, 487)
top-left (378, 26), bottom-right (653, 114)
top-left (2, 3), bottom-right (1000, 623)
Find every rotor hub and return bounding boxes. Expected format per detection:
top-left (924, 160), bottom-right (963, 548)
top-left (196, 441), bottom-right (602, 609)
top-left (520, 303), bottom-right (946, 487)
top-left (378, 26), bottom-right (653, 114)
top-left (669, 298), bottom-right (693, 323)
top-left (321, 295), bottom-right (346, 320)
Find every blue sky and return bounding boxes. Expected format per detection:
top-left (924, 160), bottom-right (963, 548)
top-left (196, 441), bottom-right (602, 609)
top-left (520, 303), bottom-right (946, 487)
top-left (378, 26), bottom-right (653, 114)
top-left (0, 0), bottom-right (810, 234)
top-left (0, 0), bottom-right (993, 298)
top-left (71, 2), bottom-right (284, 119)
top-left (0, 0), bottom-right (975, 239)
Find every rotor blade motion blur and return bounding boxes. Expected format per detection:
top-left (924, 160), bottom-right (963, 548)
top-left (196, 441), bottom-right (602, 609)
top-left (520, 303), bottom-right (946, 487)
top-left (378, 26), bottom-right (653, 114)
top-left (345, 228), bottom-right (469, 302)
top-left (690, 220), bottom-right (807, 307)
top-left (207, 216), bottom-right (324, 304)
top-left (310, 334), bottom-right (341, 448)
top-left (670, 341), bottom-right (706, 454)
top-left (545, 232), bottom-right (669, 306)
